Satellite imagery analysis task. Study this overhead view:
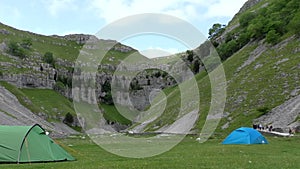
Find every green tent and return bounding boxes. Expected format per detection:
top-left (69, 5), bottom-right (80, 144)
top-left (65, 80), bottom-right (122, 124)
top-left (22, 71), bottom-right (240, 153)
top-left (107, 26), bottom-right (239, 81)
top-left (0, 124), bottom-right (75, 163)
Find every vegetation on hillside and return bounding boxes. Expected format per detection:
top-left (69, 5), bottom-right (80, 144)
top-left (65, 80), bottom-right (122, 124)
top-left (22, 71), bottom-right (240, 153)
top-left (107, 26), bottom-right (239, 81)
top-left (210, 0), bottom-right (300, 60)
top-left (143, 0), bottom-right (300, 135)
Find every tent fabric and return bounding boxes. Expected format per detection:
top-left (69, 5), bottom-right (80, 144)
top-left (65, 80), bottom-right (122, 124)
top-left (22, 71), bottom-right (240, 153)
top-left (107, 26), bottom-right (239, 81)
top-left (222, 127), bottom-right (268, 144)
top-left (0, 124), bottom-right (74, 163)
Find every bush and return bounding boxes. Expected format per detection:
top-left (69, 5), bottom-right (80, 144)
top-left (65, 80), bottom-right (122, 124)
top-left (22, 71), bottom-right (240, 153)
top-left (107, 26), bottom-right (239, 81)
top-left (247, 17), bottom-right (266, 39)
top-left (217, 40), bottom-right (239, 60)
top-left (53, 81), bottom-right (65, 92)
top-left (43, 52), bottom-right (55, 67)
top-left (288, 11), bottom-right (300, 36)
top-left (101, 81), bottom-right (113, 105)
top-left (192, 60), bottom-right (200, 74)
top-left (20, 38), bottom-right (32, 49)
top-left (237, 32), bottom-right (250, 47)
top-left (257, 107), bottom-right (270, 115)
top-left (7, 41), bottom-right (26, 58)
top-left (240, 11), bottom-right (256, 27)
top-left (266, 30), bottom-right (280, 44)
top-left (63, 112), bottom-right (74, 125)
top-left (186, 50), bottom-right (194, 62)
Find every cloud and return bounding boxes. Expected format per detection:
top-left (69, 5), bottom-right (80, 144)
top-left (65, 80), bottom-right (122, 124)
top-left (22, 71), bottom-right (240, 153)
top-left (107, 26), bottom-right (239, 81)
top-left (140, 47), bottom-right (182, 58)
top-left (89, 0), bottom-right (247, 24)
top-left (45, 0), bottom-right (78, 16)
top-left (204, 0), bottom-right (248, 18)
top-left (89, 0), bottom-right (208, 23)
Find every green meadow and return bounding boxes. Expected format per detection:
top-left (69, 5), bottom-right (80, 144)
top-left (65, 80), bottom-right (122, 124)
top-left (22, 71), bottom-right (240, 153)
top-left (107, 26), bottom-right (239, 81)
top-left (1, 135), bottom-right (299, 169)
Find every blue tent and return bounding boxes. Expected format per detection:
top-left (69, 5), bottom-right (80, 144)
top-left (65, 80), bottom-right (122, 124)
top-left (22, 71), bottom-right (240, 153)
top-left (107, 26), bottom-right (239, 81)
top-left (222, 127), bottom-right (268, 144)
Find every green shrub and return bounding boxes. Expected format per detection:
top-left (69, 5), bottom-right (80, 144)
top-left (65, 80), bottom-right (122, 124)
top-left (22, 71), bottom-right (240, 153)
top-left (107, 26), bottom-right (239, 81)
top-left (20, 38), bottom-right (32, 49)
top-left (239, 11), bottom-right (256, 27)
top-left (257, 107), bottom-right (270, 115)
top-left (186, 50), bottom-right (194, 62)
top-left (266, 30), bottom-right (280, 44)
top-left (192, 60), bottom-right (200, 74)
top-left (43, 52), bottom-right (55, 67)
top-left (7, 41), bottom-right (26, 58)
top-left (288, 11), bottom-right (300, 36)
top-left (53, 81), bottom-right (65, 92)
top-left (63, 112), bottom-right (74, 125)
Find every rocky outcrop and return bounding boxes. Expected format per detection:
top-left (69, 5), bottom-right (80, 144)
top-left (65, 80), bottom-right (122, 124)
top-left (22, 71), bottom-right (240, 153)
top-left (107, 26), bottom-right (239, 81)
top-left (254, 94), bottom-right (300, 132)
top-left (238, 0), bottom-right (263, 13)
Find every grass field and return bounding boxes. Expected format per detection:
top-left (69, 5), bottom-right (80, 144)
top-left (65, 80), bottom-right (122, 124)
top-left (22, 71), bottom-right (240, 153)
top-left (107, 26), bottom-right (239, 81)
top-left (1, 135), bottom-right (299, 169)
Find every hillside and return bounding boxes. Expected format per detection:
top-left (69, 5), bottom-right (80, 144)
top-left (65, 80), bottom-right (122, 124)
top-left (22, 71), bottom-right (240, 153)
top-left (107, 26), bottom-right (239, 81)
top-left (0, 0), bottom-right (299, 138)
top-left (131, 0), bottom-right (300, 136)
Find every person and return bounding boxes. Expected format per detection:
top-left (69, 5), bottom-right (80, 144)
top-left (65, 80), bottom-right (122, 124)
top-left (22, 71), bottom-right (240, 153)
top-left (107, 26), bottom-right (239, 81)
top-left (269, 125), bottom-right (273, 132)
top-left (259, 124), bottom-right (262, 130)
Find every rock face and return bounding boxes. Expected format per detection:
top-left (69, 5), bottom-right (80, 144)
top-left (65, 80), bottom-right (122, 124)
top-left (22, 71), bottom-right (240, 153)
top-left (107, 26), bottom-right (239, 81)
top-left (72, 64), bottom-right (178, 110)
top-left (255, 94), bottom-right (300, 132)
top-left (0, 85), bottom-right (78, 137)
top-left (238, 0), bottom-right (263, 13)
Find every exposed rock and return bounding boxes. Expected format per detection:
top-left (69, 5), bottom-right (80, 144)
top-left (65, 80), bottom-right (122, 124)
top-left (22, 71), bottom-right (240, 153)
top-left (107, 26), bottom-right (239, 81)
top-left (255, 94), bottom-right (300, 132)
top-left (221, 122), bottom-right (229, 130)
top-left (276, 58), bottom-right (289, 65)
top-left (238, 0), bottom-right (263, 13)
top-left (0, 29), bottom-right (10, 35)
top-left (0, 42), bottom-right (7, 51)
top-left (237, 41), bottom-right (267, 72)
top-left (290, 88), bottom-right (300, 97)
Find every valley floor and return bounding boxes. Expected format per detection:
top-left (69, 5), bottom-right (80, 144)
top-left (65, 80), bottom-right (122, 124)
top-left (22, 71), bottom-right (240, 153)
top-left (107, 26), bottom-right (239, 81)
top-left (1, 135), bottom-right (299, 169)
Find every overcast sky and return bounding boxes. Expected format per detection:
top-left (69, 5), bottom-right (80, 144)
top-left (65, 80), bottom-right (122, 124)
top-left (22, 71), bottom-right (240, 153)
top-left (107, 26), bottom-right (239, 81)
top-left (0, 0), bottom-right (248, 57)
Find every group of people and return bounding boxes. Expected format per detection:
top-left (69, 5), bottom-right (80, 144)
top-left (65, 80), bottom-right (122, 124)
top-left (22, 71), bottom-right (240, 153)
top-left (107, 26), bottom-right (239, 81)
top-left (253, 124), bottom-right (273, 132)
top-left (253, 123), bottom-right (296, 135)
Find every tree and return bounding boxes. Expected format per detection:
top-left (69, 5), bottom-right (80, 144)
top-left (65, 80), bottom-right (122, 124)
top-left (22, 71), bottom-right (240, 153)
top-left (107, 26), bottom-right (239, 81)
top-left (101, 81), bottom-right (113, 105)
top-left (186, 50), bottom-right (194, 62)
top-left (208, 23), bottom-right (226, 39)
top-left (192, 60), bottom-right (200, 74)
top-left (63, 112), bottom-right (74, 125)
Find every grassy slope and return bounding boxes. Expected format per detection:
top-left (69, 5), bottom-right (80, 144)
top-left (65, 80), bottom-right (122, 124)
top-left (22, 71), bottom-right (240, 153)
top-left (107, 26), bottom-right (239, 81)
top-left (0, 81), bottom-right (75, 120)
top-left (0, 22), bottom-right (143, 124)
top-left (143, 0), bottom-right (300, 135)
top-left (0, 136), bottom-right (299, 169)
top-left (0, 23), bottom-right (81, 62)
top-left (144, 37), bottom-right (299, 137)
top-left (100, 104), bottom-right (131, 125)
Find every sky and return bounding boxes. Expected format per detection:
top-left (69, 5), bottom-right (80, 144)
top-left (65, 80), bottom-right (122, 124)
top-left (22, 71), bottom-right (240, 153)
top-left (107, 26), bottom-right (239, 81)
top-left (0, 0), bottom-right (248, 58)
